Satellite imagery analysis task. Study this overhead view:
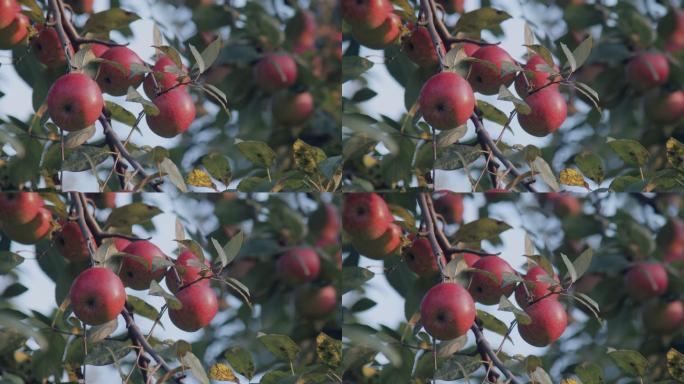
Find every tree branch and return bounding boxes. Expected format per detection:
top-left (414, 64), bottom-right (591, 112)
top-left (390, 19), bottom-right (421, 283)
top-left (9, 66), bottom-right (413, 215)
top-left (420, 0), bottom-right (447, 70)
top-left (471, 323), bottom-right (522, 384)
top-left (418, 193), bottom-right (447, 278)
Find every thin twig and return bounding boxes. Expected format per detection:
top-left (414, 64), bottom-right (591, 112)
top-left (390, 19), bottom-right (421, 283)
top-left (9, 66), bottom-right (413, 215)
top-left (471, 323), bottom-right (522, 384)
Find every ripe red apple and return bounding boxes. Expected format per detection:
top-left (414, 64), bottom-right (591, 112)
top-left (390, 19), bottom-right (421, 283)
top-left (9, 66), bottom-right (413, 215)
top-left (517, 87), bottom-right (567, 137)
top-left (625, 52), bottom-right (669, 92)
top-left (31, 25), bottom-right (74, 67)
top-left (69, 267), bottom-right (126, 325)
top-left (88, 43), bottom-right (108, 58)
top-left (313, 203), bottom-right (341, 245)
top-left (351, 222), bottom-right (402, 260)
top-left (419, 71), bottom-right (475, 130)
top-left (0, 0), bottom-right (19, 30)
top-left (342, 0), bottom-right (391, 29)
top-left (0, 192), bottom-right (44, 225)
top-left (624, 262), bottom-right (668, 302)
top-left (643, 300), bottom-right (684, 334)
top-left (436, 0), bottom-right (464, 13)
top-left (665, 218), bottom-right (684, 256)
top-left (47, 73), bottom-right (104, 132)
top-left (0, 12), bottom-right (28, 49)
top-left (420, 282), bottom-right (476, 340)
top-left (96, 46), bottom-right (146, 96)
top-left (468, 45), bottom-right (517, 95)
top-left (143, 56), bottom-right (186, 98)
top-left (351, 13), bottom-right (401, 50)
top-left (146, 88), bottom-right (196, 138)
top-left (544, 192), bottom-right (582, 216)
top-left (468, 255), bottom-right (517, 305)
top-left (514, 55), bottom-right (559, 97)
top-left (253, 53), bottom-right (298, 93)
top-left (2, 208), bottom-right (52, 245)
top-left (514, 266), bottom-right (560, 309)
top-left (295, 284), bottom-right (337, 318)
top-left (166, 250), bottom-right (211, 293)
top-left (272, 90), bottom-right (314, 125)
top-left (432, 190), bottom-right (464, 224)
top-left (403, 26), bottom-right (440, 68)
top-left (55, 220), bottom-right (91, 263)
top-left (342, 193), bottom-right (392, 241)
top-left (276, 247), bottom-right (321, 285)
top-left (518, 298), bottom-right (567, 347)
top-left (169, 284), bottom-right (218, 332)
top-left (405, 237), bottom-right (447, 278)
top-left (645, 90), bottom-right (684, 124)
top-left (65, 0), bottom-right (94, 13)
top-left (118, 240), bottom-right (168, 290)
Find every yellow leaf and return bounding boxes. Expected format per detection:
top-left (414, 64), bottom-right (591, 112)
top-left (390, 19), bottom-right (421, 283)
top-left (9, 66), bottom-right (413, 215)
top-left (293, 139), bottom-right (326, 174)
top-left (667, 348), bottom-right (684, 381)
top-left (559, 168), bottom-right (587, 188)
top-left (186, 169), bottom-right (215, 189)
top-left (208, 363), bottom-right (237, 382)
top-left (362, 365), bottom-right (378, 377)
top-left (560, 379), bottom-right (579, 384)
top-left (316, 332), bottom-right (341, 368)
top-left (666, 137), bottom-right (684, 172)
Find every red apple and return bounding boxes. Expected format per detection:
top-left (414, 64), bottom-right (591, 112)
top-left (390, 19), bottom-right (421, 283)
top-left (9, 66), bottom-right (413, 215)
top-left (403, 26), bottom-right (440, 68)
top-left (419, 71), bottom-right (475, 130)
top-left (295, 284), bottom-right (337, 318)
top-left (517, 87), bottom-right (567, 137)
top-left (351, 13), bottom-right (401, 50)
top-left (432, 190), bottom-right (464, 224)
top-left (119, 240), bottom-right (168, 290)
top-left (468, 255), bottom-right (517, 305)
top-left (276, 247), bottom-right (321, 285)
top-left (55, 220), bottom-right (92, 263)
top-left (2, 208), bottom-right (52, 245)
top-left (169, 284), bottom-right (218, 332)
top-left (468, 45), bottom-right (517, 95)
top-left (514, 55), bottom-right (559, 97)
top-left (624, 262), bottom-right (668, 302)
top-left (544, 193), bottom-right (582, 216)
top-left (313, 203), bottom-right (341, 245)
top-left (0, 0), bottom-right (19, 30)
top-left (253, 53), bottom-right (298, 93)
top-left (420, 282), bottom-right (476, 340)
top-left (342, 0), bottom-right (391, 29)
top-left (0, 13), bottom-right (28, 49)
top-left (31, 25), bottom-right (74, 67)
top-left (272, 90), bottom-right (314, 125)
top-left (405, 237), bottom-right (447, 278)
top-left (166, 250), bottom-right (212, 293)
top-left (96, 46), bottom-right (146, 96)
top-left (351, 222), bottom-right (402, 260)
top-left (643, 300), bottom-right (684, 334)
top-left (625, 52), bottom-right (669, 92)
top-left (514, 266), bottom-right (560, 309)
top-left (143, 56), bottom-right (186, 98)
top-left (0, 192), bottom-right (44, 225)
top-left (518, 298), bottom-right (567, 347)
top-left (69, 267), bottom-right (126, 325)
top-left (645, 90), bottom-right (684, 124)
top-left (343, 193), bottom-right (392, 241)
top-left (287, 10), bottom-right (316, 53)
top-left (146, 88), bottom-right (195, 138)
top-left (47, 73), bottom-right (104, 132)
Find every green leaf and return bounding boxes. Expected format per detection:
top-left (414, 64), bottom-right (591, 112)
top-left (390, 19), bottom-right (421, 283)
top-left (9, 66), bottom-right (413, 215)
top-left (105, 202), bottom-right (162, 228)
top-left (434, 354), bottom-right (481, 380)
top-left (62, 146), bottom-right (110, 172)
top-left (64, 125), bottom-right (96, 149)
top-left (224, 346), bottom-right (255, 379)
top-left (83, 340), bottom-right (131, 366)
top-left (498, 296), bottom-right (531, 325)
top-left (560, 253), bottom-right (577, 282)
top-left (477, 100), bottom-right (509, 126)
top-left (454, 7), bottom-right (512, 34)
top-left (201, 153), bottom-right (232, 186)
top-left (126, 295), bottom-right (160, 321)
top-left (560, 42), bottom-right (577, 72)
top-left (1, 283), bottom-right (27, 298)
top-left (607, 349), bottom-right (648, 377)
top-left (183, 351), bottom-right (210, 384)
top-left (666, 137), bottom-right (684, 172)
top-left (529, 367), bottom-right (553, 384)
top-left (125, 87), bottom-right (159, 116)
top-left (189, 44), bottom-right (205, 74)
top-left (221, 231), bottom-right (243, 266)
top-left (83, 8), bottom-right (141, 34)
top-left (572, 36), bottom-right (593, 70)
top-left (258, 334), bottom-right (300, 361)
top-left (607, 138), bottom-right (649, 166)
top-left (160, 158), bottom-right (188, 193)
top-left (575, 362), bottom-right (605, 384)
top-left (497, 85), bottom-right (530, 114)
top-left (532, 157), bottom-right (560, 192)
top-left (436, 125), bottom-right (467, 148)
top-left (198, 38), bottom-right (222, 73)
top-left (342, 266), bottom-right (374, 294)
top-left (476, 310), bottom-right (509, 337)
top-left (435, 144), bottom-right (482, 170)
top-left (148, 280), bottom-right (182, 309)
top-left (0, 252), bottom-right (24, 274)
top-left (453, 218), bottom-right (512, 243)
top-left (105, 101), bottom-right (138, 127)
top-left (86, 319), bottom-right (118, 343)
top-left (572, 248), bottom-right (593, 281)
top-left (343, 56), bottom-right (374, 83)
top-left (574, 151), bottom-right (604, 184)
top-left (236, 140), bottom-right (276, 168)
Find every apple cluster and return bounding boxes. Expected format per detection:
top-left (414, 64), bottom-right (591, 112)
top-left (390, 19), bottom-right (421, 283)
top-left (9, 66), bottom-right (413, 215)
top-left (344, 192), bottom-right (570, 347)
top-left (0, 192), bottom-right (52, 245)
top-left (342, 0), bottom-right (401, 51)
top-left (0, 0), bottom-right (29, 50)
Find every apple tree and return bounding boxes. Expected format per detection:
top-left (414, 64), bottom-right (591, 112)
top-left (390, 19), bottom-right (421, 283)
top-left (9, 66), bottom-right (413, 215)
top-left (0, 191), bottom-right (341, 383)
top-left (341, 0), bottom-right (684, 192)
top-left (0, 0), bottom-right (341, 192)
top-left (341, 191), bottom-right (684, 382)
